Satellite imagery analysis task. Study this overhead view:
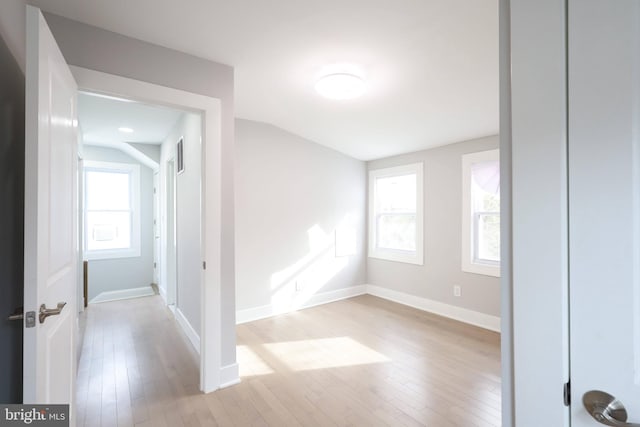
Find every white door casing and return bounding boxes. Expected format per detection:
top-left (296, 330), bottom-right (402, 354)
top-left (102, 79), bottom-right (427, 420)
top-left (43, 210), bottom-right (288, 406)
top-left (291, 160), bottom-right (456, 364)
top-left (24, 4), bottom-right (78, 412)
top-left (153, 171), bottom-right (159, 286)
top-left (166, 159), bottom-right (177, 307)
top-left (569, 0), bottom-right (640, 425)
top-left (68, 66), bottom-right (226, 392)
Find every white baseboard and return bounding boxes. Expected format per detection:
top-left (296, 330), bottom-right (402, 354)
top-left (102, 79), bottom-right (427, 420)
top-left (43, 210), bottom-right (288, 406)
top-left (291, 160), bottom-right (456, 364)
top-left (89, 286), bottom-right (155, 304)
top-left (366, 284), bottom-right (501, 333)
top-left (219, 363), bottom-right (240, 388)
top-left (158, 284), bottom-right (167, 304)
top-left (236, 285), bottom-right (367, 324)
top-left (235, 284), bottom-right (500, 333)
top-left (175, 308), bottom-right (200, 354)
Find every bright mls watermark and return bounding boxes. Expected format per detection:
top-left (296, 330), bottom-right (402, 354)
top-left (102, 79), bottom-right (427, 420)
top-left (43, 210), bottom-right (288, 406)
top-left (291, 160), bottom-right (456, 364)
top-left (0, 405), bottom-right (68, 426)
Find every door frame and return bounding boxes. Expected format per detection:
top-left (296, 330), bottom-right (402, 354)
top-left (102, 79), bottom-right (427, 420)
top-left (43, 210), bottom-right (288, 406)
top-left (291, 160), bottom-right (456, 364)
top-left (70, 66), bottom-right (224, 393)
top-left (165, 157), bottom-right (177, 308)
top-left (502, 0), bottom-right (571, 426)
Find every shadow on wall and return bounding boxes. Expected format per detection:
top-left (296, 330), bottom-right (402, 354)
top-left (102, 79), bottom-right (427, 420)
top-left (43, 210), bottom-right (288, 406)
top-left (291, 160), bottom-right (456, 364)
top-left (269, 215), bottom-right (358, 313)
top-left (0, 30), bottom-right (25, 403)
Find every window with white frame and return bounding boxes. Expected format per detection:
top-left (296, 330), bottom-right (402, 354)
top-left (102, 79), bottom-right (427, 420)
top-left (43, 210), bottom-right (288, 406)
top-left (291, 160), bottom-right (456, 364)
top-left (368, 163), bottom-right (423, 265)
top-left (84, 161), bottom-right (141, 260)
top-left (461, 149), bottom-right (500, 276)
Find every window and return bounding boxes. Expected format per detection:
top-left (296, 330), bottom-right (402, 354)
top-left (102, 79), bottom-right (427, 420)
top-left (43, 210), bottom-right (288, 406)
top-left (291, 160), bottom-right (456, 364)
top-left (368, 163), bottom-right (423, 265)
top-left (462, 149), bottom-right (500, 276)
top-left (84, 161), bottom-right (140, 260)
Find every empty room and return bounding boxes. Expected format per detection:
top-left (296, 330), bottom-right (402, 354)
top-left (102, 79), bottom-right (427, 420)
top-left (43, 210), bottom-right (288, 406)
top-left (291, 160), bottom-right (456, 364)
top-left (4, 0), bottom-right (630, 426)
top-left (6, 0), bottom-right (502, 425)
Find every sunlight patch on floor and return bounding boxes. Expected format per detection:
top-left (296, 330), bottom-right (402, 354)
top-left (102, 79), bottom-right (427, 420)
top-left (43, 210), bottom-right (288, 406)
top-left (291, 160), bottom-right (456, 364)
top-left (263, 336), bottom-right (390, 371)
top-left (237, 345), bottom-right (275, 377)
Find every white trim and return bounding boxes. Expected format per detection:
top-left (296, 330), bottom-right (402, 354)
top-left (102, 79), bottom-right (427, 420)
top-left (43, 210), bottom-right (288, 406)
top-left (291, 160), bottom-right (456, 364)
top-left (236, 285), bottom-right (367, 324)
top-left (71, 66), bottom-right (224, 393)
top-left (157, 283), bottom-right (167, 304)
top-left (175, 308), bottom-right (200, 354)
top-left (461, 149), bottom-right (500, 277)
top-left (219, 363), bottom-right (240, 388)
top-left (236, 284), bottom-right (500, 332)
top-left (368, 163), bottom-right (424, 265)
top-left (89, 286), bottom-right (155, 304)
top-left (366, 285), bottom-right (500, 332)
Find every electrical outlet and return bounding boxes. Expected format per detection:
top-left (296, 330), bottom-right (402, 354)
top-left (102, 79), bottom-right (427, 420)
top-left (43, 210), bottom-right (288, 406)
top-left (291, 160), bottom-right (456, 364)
top-left (453, 285), bottom-right (461, 297)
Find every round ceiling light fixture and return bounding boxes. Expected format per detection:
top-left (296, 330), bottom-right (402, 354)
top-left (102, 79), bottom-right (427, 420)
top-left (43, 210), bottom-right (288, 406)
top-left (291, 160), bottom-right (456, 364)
top-left (118, 127), bottom-right (134, 133)
top-left (315, 73), bottom-right (366, 100)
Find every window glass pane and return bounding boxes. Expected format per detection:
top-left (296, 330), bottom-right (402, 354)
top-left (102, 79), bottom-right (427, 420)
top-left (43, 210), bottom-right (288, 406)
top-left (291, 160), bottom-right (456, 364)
top-left (86, 170), bottom-right (130, 211)
top-left (471, 159), bottom-right (500, 264)
top-left (471, 160), bottom-right (499, 194)
top-left (376, 174), bottom-right (416, 212)
top-left (477, 213), bottom-right (500, 262)
top-left (377, 214), bottom-right (416, 251)
top-left (86, 211), bottom-right (131, 251)
top-left (471, 160), bottom-right (500, 213)
top-left (481, 191), bottom-right (500, 212)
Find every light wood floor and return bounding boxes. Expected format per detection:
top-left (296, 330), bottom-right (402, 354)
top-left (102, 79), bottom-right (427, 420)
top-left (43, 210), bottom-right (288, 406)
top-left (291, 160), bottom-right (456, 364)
top-left (76, 294), bottom-right (501, 427)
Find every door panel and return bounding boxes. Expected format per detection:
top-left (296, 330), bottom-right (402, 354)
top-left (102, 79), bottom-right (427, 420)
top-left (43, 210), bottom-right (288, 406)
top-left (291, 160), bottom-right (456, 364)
top-left (569, 0), bottom-right (640, 425)
top-left (24, 5), bottom-right (78, 414)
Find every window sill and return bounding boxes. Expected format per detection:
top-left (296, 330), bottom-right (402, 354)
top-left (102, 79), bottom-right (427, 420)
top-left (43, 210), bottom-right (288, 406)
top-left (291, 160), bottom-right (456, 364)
top-left (462, 262), bottom-right (500, 277)
top-left (369, 249), bottom-right (423, 266)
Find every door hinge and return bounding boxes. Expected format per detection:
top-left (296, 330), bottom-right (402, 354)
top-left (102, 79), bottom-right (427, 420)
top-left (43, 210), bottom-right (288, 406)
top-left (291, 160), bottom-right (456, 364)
top-left (203, 261), bottom-right (206, 270)
top-left (563, 381), bottom-right (571, 406)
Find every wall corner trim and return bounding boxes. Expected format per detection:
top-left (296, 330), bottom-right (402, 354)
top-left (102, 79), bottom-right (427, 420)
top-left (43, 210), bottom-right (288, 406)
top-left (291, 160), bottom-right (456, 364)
top-left (219, 363), bottom-right (240, 389)
top-left (175, 307), bottom-right (201, 354)
top-left (158, 284), bottom-right (167, 304)
top-left (366, 284), bottom-right (501, 332)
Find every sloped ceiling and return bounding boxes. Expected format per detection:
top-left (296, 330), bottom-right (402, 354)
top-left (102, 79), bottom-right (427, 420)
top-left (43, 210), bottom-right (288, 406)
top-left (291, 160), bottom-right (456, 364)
top-left (32, 0), bottom-right (498, 160)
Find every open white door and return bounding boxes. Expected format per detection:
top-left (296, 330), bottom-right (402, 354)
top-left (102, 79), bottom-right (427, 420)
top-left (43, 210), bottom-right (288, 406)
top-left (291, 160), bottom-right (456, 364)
top-left (24, 4), bottom-right (78, 414)
top-left (569, 0), bottom-right (640, 426)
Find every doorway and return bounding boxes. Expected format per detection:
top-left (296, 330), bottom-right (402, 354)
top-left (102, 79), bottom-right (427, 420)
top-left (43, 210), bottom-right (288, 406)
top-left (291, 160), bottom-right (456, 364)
top-left (77, 90), bottom-right (203, 363)
top-left (71, 65), bottom-right (227, 393)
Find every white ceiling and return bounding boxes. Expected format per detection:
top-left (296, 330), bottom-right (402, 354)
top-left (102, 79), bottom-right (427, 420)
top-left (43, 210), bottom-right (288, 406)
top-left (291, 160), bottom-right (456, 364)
top-left (78, 92), bottom-right (183, 146)
top-left (33, 0), bottom-right (499, 161)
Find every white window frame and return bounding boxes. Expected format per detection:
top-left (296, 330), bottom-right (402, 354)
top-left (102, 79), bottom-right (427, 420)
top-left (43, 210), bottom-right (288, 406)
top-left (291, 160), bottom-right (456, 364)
top-left (84, 160), bottom-right (141, 260)
top-left (461, 149), bottom-right (500, 277)
top-left (368, 163), bottom-right (424, 265)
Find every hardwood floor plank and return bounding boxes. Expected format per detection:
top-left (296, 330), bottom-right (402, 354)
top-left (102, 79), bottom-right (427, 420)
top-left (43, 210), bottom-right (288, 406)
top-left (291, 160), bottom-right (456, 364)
top-left (77, 294), bottom-right (501, 426)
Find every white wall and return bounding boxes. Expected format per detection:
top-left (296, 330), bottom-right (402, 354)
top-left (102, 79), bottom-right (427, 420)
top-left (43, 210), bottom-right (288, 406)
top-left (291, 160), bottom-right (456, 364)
top-left (367, 135), bottom-right (500, 319)
top-left (0, 0), bottom-right (26, 72)
top-left (82, 146), bottom-right (155, 301)
top-left (235, 119), bottom-right (367, 320)
top-left (159, 113), bottom-right (202, 335)
top-left (43, 12), bottom-right (238, 369)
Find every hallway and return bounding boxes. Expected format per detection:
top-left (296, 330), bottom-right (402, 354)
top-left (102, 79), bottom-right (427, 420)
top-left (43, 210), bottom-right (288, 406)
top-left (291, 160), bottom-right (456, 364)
top-left (76, 296), bottom-right (200, 427)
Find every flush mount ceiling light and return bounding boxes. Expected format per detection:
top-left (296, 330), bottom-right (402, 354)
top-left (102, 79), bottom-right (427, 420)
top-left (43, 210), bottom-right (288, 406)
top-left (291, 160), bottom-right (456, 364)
top-left (315, 73), bottom-right (366, 100)
top-left (118, 127), bottom-right (134, 133)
